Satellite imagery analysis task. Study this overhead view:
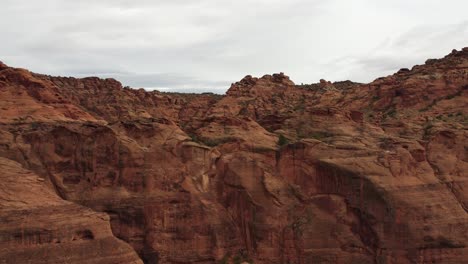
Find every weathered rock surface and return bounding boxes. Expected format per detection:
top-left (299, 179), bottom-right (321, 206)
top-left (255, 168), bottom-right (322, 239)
top-left (0, 48), bottom-right (467, 263)
top-left (0, 157), bottom-right (142, 264)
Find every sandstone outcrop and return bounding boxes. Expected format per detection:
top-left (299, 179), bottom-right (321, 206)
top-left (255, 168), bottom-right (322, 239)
top-left (0, 48), bottom-right (467, 263)
top-left (0, 157), bottom-right (142, 264)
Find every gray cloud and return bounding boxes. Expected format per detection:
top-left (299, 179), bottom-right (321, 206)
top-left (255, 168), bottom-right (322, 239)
top-left (321, 20), bottom-right (468, 82)
top-left (82, 71), bottom-right (230, 94)
top-left (1, 0), bottom-right (467, 93)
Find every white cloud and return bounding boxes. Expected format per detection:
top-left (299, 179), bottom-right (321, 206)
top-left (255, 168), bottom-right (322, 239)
top-left (0, 0), bottom-right (467, 93)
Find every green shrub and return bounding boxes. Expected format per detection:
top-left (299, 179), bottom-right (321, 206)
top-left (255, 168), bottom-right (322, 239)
top-left (233, 255), bottom-right (242, 264)
top-left (423, 122), bottom-right (434, 139)
top-left (278, 134), bottom-right (289, 146)
top-left (384, 108), bottom-right (397, 118)
top-left (309, 131), bottom-right (334, 140)
top-left (203, 137), bottom-right (235, 147)
top-left (219, 254), bottom-right (230, 264)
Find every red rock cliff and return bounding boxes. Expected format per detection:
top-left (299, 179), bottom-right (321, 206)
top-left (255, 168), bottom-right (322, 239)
top-left (0, 48), bottom-right (467, 264)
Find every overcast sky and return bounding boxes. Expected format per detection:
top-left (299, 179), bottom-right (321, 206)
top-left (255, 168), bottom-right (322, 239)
top-left (1, 0), bottom-right (467, 93)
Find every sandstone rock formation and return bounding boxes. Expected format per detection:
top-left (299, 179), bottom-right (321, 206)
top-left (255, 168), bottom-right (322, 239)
top-left (0, 48), bottom-right (467, 263)
top-left (0, 157), bottom-right (143, 264)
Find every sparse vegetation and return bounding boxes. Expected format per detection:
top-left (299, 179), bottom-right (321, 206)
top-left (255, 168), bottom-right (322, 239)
top-left (383, 108), bottom-right (397, 118)
top-left (30, 122), bottom-right (40, 129)
top-left (219, 254), bottom-right (230, 264)
top-left (202, 137), bottom-right (237, 147)
top-left (288, 184), bottom-right (303, 201)
top-left (252, 146), bottom-right (275, 153)
top-left (189, 133), bottom-right (237, 147)
top-left (437, 237), bottom-right (464, 248)
top-left (188, 133), bottom-right (199, 143)
top-left (445, 90), bottom-right (462, 100)
top-left (423, 122), bottom-right (434, 139)
top-left (378, 137), bottom-right (394, 150)
top-left (419, 106), bottom-right (429, 112)
top-left (422, 236), bottom-right (465, 249)
top-left (233, 255), bottom-right (242, 264)
top-left (290, 207), bottom-right (313, 236)
top-left (278, 134), bottom-right (289, 146)
top-left (220, 250), bottom-right (253, 264)
top-left (309, 131), bottom-right (334, 140)
top-left (419, 99), bottom-right (438, 112)
top-left (293, 96), bottom-right (306, 111)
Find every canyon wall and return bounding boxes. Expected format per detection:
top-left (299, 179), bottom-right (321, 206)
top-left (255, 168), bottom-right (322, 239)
top-left (0, 48), bottom-right (467, 263)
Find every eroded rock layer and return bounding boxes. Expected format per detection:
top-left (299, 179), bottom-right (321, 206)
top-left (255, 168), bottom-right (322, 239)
top-left (0, 157), bottom-right (142, 264)
top-left (0, 48), bottom-right (467, 263)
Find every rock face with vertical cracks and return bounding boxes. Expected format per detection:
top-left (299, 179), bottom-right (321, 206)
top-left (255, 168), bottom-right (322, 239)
top-left (0, 157), bottom-right (142, 264)
top-left (0, 48), bottom-right (467, 264)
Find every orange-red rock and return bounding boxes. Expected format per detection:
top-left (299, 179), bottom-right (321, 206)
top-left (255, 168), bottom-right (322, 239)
top-left (0, 48), bottom-right (467, 264)
top-left (0, 157), bottom-right (142, 264)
